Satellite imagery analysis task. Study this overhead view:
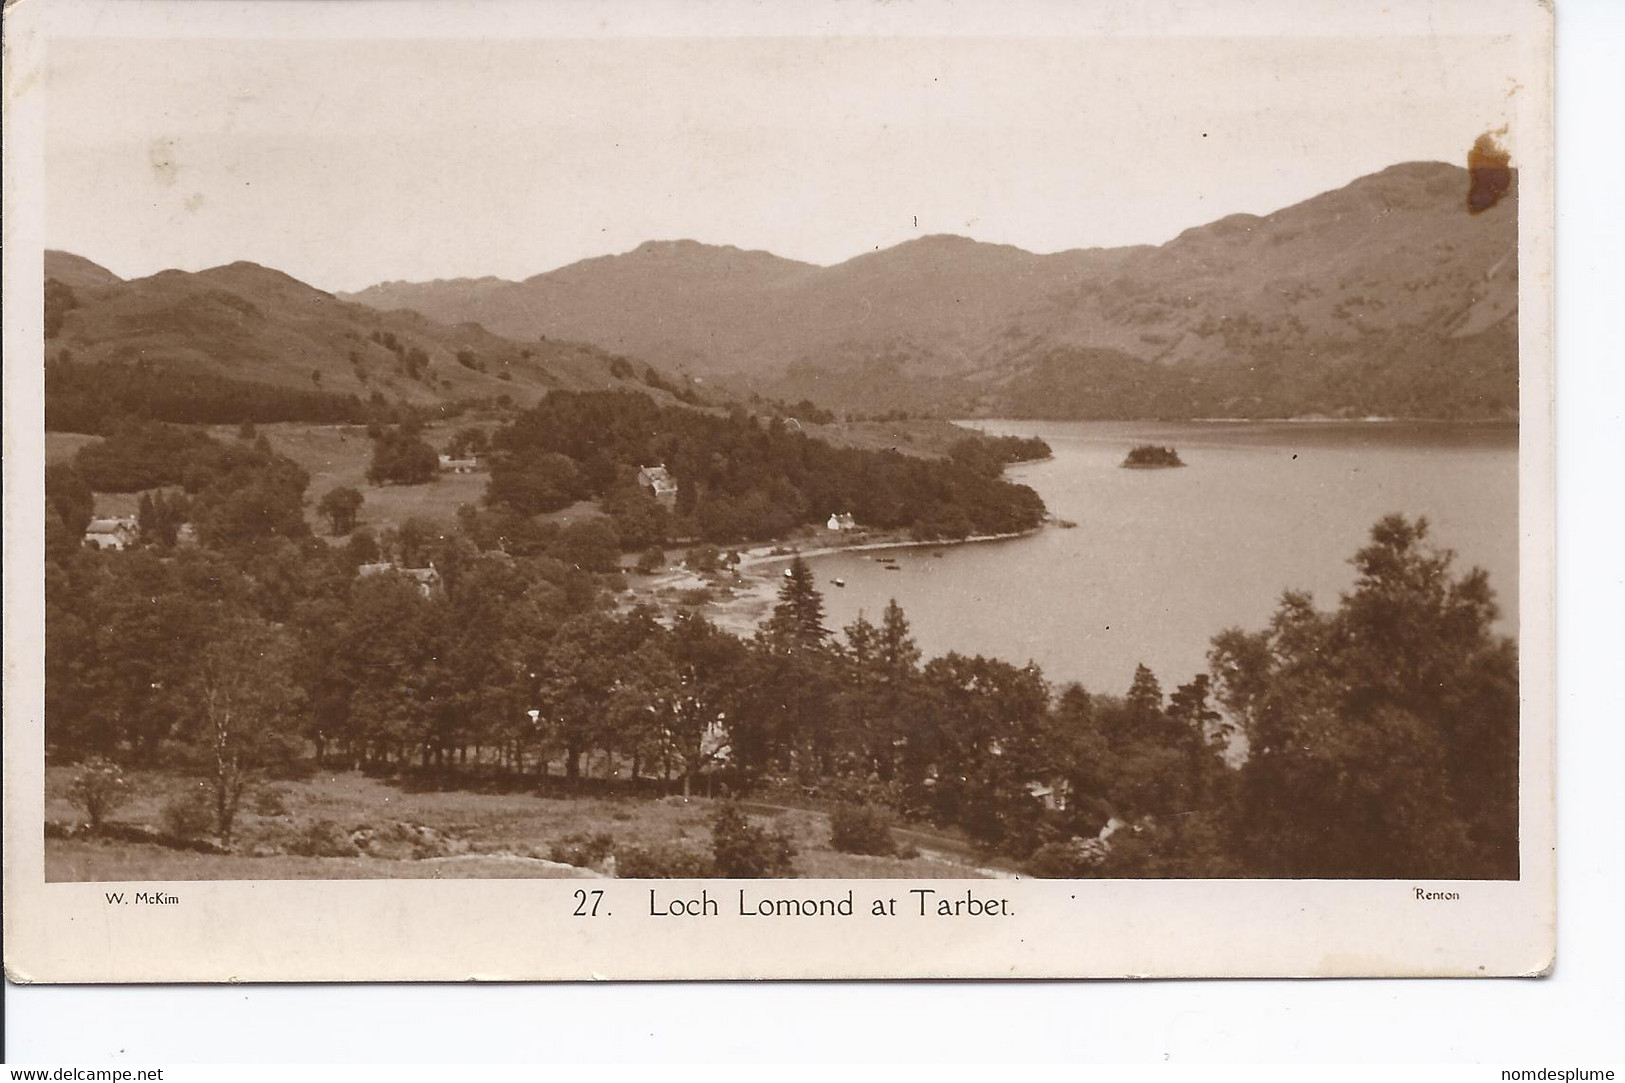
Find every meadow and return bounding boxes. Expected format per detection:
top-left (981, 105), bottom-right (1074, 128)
top-left (44, 766), bottom-right (998, 882)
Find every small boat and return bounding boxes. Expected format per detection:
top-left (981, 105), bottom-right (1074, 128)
top-left (884, 564), bottom-right (901, 572)
top-left (831, 577), bottom-right (846, 587)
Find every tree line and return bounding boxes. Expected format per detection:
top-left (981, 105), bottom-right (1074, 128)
top-left (46, 357), bottom-right (370, 432)
top-left (44, 415), bottom-right (1518, 876)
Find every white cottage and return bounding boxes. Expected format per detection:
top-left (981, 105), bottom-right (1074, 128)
top-left (83, 517), bottom-right (139, 551)
top-left (638, 464), bottom-right (679, 508)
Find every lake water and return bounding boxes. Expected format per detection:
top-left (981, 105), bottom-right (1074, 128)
top-left (801, 420), bottom-right (1519, 696)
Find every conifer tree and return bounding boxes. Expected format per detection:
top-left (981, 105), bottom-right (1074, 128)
top-left (763, 557), bottom-right (827, 654)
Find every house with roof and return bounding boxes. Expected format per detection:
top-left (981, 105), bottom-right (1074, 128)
top-left (438, 453), bottom-right (480, 474)
top-left (637, 464), bottom-right (679, 508)
top-left (358, 561), bottom-right (443, 598)
top-left (1025, 776), bottom-right (1073, 812)
top-left (83, 516), bottom-right (139, 551)
top-left (826, 511), bottom-right (857, 532)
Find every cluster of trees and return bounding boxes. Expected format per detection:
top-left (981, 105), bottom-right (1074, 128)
top-left (46, 408), bottom-right (1518, 881)
top-left (58, 421), bottom-right (312, 551)
top-left (368, 329), bottom-right (431, 380)
top-left (45, 358), bottom-right (368, 433)
top-left (1122, 445), bottom-right (1184, 468)
top-left (946, 434), bottom-right (1051, 477)
top-left (484, 391), bottom-right (1048, 545)
top-left (367, 425), bottom-right (439, 485)
top-left (44, 279), bottom-right (79, 339)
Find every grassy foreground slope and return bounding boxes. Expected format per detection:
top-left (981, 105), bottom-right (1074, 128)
top-left (45, 767), bottom-right (994, 881)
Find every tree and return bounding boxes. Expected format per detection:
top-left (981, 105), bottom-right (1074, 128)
top-left (762, 557), bottom-right (827, 654)
top-left (404, 346), bottom-right (430, 379)
top-left (486, 452), bottom-right (584, 514)
top-left (45, 463), bottom-right (94, 538)
top-left (70, 551), bottom-right (218, 760)
top-left (662, 613), bottom-right (746, 795)
top-left (192, 474), bottom-right (309, 549)
top-left (1167, 673), bottom-right (1229, 807)
top-left (317, 486), bottom-right (365, 535)
top-left (44, 278), bottom-right (78, 338)
top-left (743, 559), bottom-right (837, 779)
top-left (557, 518), bottom-right (621, 573)
top-left (878, 599), bottom-right (922, 676)
top-left (183, 617), bottom-right (304, 845)
top-left (367, 429), bottom-right (438, 485)
top-left (606, 637), bottom-right (681, 783)
top-left (1207, 514), bottom-right (1518, 878)
top-left (540, 612), bottom-right (633, 780)
top-left (69, 756), bottom-right (132, 829)
top-left (335, 573), bottom-right (435, 768)
top-left (914, 653), bottom-right (1054, 849)
top-left (446, 426), bottom-right (489, 458)
top-left (1125, 664), bottom-right (1165, 730)
top-left (710, 803), bottom-right (796, 876)
top-left (137, 490), bottom-right (190, 548)
top-left (602, 484), bottom-right (671, 550)
top-left (836, 601), bottom-right (921, 782)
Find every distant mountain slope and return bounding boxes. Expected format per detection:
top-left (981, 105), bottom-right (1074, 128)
top-left (344, 161), bottom-right (1518, 419)
top-left (43, 253), bottom-right (699, 411)
top-left (353, 240), bottom-right (823, 375)
top-left (44, 251), bottom-right (124, 291)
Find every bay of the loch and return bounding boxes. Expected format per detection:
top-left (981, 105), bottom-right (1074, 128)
top-left (798, 419), bottom-right (1519, 695)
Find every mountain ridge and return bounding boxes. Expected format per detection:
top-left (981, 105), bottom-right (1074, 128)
top-left (50, 158), bottom-right (1518, 421)
top-left (338, 161), bottom-right (1517, 419)
top-left (42, 251), bottom-right (706, 415)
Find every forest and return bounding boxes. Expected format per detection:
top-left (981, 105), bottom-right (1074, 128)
top-left (45, 357), bottom-right (371, 432)
top-left (482, 390), bottom-right (1049, 544)
top-left (45, 407), bottom-right (1519, 878)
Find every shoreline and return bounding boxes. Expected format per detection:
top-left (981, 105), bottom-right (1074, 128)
top-left (736, 524), bottom-right (1044, 569)
top-left (624, 523), bottom-right (1048, 638)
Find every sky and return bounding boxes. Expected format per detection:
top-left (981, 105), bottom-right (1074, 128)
top-left (45, 33), bottom-right (1521, 293)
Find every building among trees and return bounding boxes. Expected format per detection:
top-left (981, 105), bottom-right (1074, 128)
top-left (438, 453), bottom-right (479, 474)
top-left (637, 464), bottom-right (679, 508)
top-left (357, 561), bottom-right (443, 598)
top-left (82, 516), bottom-right (138, 550)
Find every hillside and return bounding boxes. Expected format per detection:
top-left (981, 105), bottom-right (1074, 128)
top-left (43, 251), bottom-right (703, 416)
top-left (345, 161), bottom-right (1518, 419)
top-left (353, 240), bottom-right (823, 376)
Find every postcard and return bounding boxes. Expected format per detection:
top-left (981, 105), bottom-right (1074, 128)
top-left (3, 0), bottom-right (1555, 981)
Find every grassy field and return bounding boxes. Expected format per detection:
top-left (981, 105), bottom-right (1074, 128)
top-left (212, 422), bottom-right (486, 536)
top-left (50, 422), bottom-right (612, 538)
top-left (44, 841), bottom-right (588, 881)
top-left (44, 765), bottom-right (994, 882)
top-left (44, 431), bottom-right (104, 465)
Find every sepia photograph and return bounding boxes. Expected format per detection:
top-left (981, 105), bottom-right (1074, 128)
top-left (3, 0), bottom-right (1554, 981)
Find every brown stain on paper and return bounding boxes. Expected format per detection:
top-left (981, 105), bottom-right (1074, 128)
top-left (1467, 131), bottom-right (1512, 214)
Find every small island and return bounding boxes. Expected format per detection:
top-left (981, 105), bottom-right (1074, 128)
top-left (1121, 444), bottom-right (1185, 469)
